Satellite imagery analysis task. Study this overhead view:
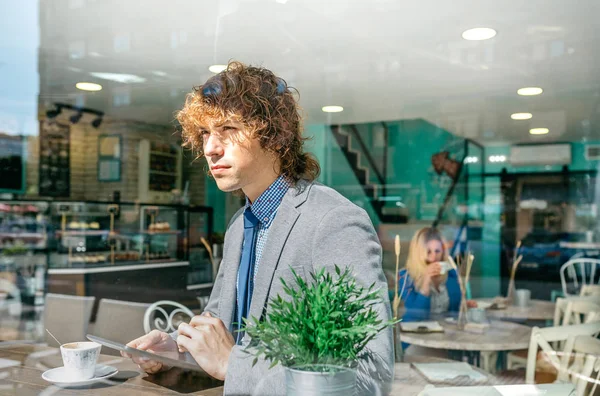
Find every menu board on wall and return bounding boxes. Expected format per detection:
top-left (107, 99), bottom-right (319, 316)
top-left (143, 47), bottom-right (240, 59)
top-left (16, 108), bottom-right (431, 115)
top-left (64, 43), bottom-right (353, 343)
top-left (0, 133), bottom-right (25, 193)
top-left (39, 120), bottom-right (70, 197)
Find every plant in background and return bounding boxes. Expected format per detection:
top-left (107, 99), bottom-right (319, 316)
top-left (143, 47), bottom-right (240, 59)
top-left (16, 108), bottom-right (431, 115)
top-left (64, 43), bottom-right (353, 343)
top-left (242, 265), bottom-right (398, 371)
top-left (1, 243), bottom-right (28, 256)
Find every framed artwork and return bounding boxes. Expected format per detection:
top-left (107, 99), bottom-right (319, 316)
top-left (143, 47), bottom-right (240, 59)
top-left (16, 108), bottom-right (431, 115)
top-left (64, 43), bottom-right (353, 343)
top-left (39, 120), bottom-right (70, 197)
top-left (98, 135), bottom-right (121, 182)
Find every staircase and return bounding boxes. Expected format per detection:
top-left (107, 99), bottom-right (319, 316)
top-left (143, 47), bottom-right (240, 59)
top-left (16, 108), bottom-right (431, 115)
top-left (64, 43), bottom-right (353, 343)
top-left (330, 124), bottom-right (408, 224)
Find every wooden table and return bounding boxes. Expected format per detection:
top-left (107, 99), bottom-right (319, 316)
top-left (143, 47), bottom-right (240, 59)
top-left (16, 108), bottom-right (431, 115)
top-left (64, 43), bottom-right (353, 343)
top-left (391, 356), bottom-right (523, 396)
top-left (400, 320), bottom-right (532, 373)
top-left (475, 298), bottom-right (555, 321)
top-left (1, 344), bottom-right (529, 396)
top-left (399, 320), bottom-right (531, 352)
top-left (0, 343), bottom-right (224, 395)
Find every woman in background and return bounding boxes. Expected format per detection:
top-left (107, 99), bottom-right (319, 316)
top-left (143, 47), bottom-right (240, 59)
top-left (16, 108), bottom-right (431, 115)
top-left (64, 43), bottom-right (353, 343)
top-left (397, 227), bottom-right (477, 356)
top-left (398, 227), bottom-right (476, 323)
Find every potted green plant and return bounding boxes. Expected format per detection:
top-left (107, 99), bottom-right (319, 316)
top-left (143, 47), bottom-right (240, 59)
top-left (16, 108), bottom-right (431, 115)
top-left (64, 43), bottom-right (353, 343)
top-left (242, 265), bottom-right (397, 396)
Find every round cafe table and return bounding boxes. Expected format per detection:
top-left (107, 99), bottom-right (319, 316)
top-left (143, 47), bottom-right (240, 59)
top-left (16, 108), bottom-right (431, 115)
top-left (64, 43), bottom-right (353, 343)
top-left (475, 298), bottom-right (555, 321)
top-left (400, 320), bottom-right (531, 352)
top-left (400, 319), bottom-right (531, 373)
top-left (391, 355), bottom-right (522, 396)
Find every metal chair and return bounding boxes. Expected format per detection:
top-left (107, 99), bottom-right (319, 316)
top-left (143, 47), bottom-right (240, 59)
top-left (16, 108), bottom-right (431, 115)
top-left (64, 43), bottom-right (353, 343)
top-left (560, 258), bottom-right (600, 297)
top-left (144, 300), bottom-right (194, 334)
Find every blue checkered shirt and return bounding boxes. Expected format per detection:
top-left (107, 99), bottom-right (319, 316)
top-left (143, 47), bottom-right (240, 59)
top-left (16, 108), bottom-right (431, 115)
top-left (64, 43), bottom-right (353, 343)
top-left (236, 175), bottom-right (290, 295)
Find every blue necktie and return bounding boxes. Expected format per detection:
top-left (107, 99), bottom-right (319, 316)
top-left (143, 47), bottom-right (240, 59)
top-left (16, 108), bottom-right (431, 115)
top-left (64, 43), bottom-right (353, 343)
top-left (234, 208), bottom-right (259, 344)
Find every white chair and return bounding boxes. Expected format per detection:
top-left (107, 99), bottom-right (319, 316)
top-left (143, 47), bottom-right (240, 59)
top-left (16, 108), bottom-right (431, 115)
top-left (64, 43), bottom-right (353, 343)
top-left (558, 335), bottom-right (600, 396)
top-left (580, 284), bottom-right (600, 297)
top-left (43, 294), bottom-right (95, 348)
top-left (560, 258), bottom-right (600, 297)
top-left (144, 300), bottom-right (194, 334)
top-left (93, 298), bottom-right (150, 355)
top-left (525, 322), bottom-right (600, 384)
top-left (562, 300), bottom-right (600, 326)
top-left (506, 297), bottom-right (575, 370)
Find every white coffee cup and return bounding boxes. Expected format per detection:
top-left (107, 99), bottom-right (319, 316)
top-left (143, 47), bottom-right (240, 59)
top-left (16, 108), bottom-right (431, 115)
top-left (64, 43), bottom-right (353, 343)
top-left (438, 261), bottom-right (452, 275)
top-left (60, 341), bottom-right (101, 380)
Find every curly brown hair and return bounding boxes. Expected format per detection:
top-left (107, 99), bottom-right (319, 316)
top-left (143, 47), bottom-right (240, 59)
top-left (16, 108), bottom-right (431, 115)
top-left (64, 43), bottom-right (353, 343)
top-left (176, 61), bottom-right (320, 182)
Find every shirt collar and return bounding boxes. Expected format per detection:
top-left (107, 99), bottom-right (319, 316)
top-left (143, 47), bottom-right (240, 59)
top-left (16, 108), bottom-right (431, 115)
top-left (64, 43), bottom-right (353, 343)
top-left (245, 175), bottom-right (291, 227)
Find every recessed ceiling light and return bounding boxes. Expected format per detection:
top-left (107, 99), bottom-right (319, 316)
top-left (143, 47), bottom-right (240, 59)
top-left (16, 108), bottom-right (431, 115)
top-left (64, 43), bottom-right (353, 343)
top-left (462, 27), bottom-right (497, 41)
top-left (322, 106), bottom-right (344, 113)
top-left (208, 64), bottom-right (228, 74)
top-left (517, 87), bottom-right (543, 96)
top-left (90, 72), bottom-right (146, 84)
top-left (489, 155), bottom-right (507, 163)
top-left (530, 128), bottom-right (549, 135)
top-left (511, 113), bottom-right (533, 120)
top-left (76, 82), bottom-right (102, 92)
top-left (152, 70), bottom-right (167, 77)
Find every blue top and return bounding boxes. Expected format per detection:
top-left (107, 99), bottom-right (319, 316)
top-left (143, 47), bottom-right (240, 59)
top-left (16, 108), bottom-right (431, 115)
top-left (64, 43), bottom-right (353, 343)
top-left (397, 268), bottom-right (462, 323)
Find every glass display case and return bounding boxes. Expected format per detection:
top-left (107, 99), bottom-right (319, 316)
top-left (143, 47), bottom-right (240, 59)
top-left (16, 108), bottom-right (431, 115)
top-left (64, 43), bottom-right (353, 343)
top-left (0, 199), bottom-right (213, 305)
top-left (0, 201), bottom-right (50, 304)
top-left (48, 202), bottom-right (185, 269)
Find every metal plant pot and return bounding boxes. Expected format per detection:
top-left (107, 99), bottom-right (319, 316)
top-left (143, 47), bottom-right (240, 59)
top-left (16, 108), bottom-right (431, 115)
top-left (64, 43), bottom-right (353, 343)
top-left (284, 364), bottom-right (357, 396)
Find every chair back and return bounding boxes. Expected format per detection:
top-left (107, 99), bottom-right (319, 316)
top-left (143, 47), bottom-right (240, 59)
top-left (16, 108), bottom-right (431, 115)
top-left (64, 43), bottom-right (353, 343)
top-left (580, 284), bottom-right (600, 297)
top-left (525, 322), bottom-right (600, 384)
top-left (144, 300), bottom-right (194, 334)
top-left (558, 335), bottom-right (600, 396)
top-left (563, 300), bottom-right (600, 326)
top-left (93, 298), bottom-right (150, 355)
top-left (560, 258), bottom-right (600, 297)
top-left (43, 294), bottom-right (95, 348)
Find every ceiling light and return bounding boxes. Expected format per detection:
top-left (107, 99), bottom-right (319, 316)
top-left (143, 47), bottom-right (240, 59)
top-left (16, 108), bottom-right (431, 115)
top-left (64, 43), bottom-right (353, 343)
top-left (461, 27), bottom-right (497, 41)
top-left (517, 87), bottom-right (543, 96)
top-left (89, 72), bottom-right (146, 83)
top-left (511, 113), bottom-right (533, 120)
top-left (489, 155), bottom-right (507, 163)
top-left (322, 106), bottom-right (344, 113)
top-left (208, 64), bottom-right (227, 74)
top-left (76, 82), bottom-right (102, 91)
top-left (463, 156), bottom-right (479, 164)
top-left (152, 71), bottom-right (167, 77)
top-left (530, 128), bottom-right (549, 135)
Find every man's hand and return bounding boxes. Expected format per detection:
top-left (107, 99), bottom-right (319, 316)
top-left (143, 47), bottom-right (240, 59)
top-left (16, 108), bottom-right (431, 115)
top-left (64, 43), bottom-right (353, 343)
top-left (121, 330), bottom-right (178, 374)
top-left (176, 313), bottom-right (235, 381)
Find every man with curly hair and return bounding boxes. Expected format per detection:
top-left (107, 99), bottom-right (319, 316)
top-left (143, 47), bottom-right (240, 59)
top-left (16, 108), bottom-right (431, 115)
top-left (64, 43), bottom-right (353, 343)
top-left (124, 61), bottom-right (393, 395)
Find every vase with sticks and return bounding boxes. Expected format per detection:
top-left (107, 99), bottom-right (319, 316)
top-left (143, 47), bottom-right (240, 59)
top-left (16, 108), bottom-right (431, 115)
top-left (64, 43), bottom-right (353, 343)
top-left (392, 235), bottom-right (405, 363)
top-left (506, 241), bottom-right (523, 305)
top-left (448, 252), bottom-right (473, 330)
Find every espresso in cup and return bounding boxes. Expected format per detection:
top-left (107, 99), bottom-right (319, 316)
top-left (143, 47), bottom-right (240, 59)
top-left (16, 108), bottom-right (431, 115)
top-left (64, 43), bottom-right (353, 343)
top-left (60, 341), bottom-right (101, 380)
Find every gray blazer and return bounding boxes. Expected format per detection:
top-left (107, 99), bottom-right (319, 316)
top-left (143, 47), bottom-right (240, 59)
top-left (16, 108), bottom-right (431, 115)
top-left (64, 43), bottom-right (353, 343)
top-left (203, 179), bottom-right (394, 395)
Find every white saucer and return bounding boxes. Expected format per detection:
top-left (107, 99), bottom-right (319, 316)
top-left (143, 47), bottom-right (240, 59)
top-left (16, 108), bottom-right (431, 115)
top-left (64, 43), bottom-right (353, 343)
top-left (42, 364), bottom-right (118, 387)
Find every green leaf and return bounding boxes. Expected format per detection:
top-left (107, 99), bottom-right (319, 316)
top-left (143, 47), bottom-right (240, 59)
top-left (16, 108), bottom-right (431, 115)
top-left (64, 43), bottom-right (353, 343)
top-left (241, 264), bottom-right (393, 369)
